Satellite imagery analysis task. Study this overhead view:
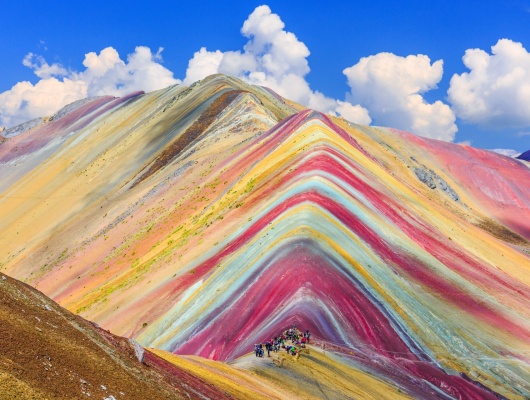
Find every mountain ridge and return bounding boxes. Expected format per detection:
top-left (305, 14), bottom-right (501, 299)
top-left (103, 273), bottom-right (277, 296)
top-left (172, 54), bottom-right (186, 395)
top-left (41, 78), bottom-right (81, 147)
top-left (1, 74), bottom-right (530, 398)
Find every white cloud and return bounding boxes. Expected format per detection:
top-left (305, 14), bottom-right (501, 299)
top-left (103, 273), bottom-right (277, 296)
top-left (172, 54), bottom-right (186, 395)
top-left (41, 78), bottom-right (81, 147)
top-left (0, 46), bottom-right (179, 128)
top-left (489, 148), bottom-right (521, 158)
top-left (77, 46), bottom-right (180, 97)
top-left (23, 53), bottom-right (67, 78)
top-left (343, 53), bottom-right (457, 141)
top-left (183, 5), bottom-right (371, 125)
top-left (448, 39), bottom-right (530, 129)
top-left (0, 78), bottom-right (87, 128)
top-left (330, 100), bottom-right (372, 125)
top-left (183, 47), bottom-right (223, 85)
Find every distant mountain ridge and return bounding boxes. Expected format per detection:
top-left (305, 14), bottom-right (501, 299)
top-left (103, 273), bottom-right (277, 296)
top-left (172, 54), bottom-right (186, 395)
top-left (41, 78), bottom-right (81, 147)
top-left (517, 149), bottom-right (530, 161)
top-left (1, 74), bottom-right (530, 399)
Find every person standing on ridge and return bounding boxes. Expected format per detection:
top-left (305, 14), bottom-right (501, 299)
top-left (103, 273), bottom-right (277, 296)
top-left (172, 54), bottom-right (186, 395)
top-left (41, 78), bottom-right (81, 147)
top-left (266, 341), bottom-right (271, 357)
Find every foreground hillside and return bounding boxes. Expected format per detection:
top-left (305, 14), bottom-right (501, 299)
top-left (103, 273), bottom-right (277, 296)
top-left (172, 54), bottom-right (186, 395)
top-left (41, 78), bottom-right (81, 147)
top-left (0, 270), bottom-right (418, 399)
top-left (0, 272), bottom-right (233, 399)
top-left (1, 74), bottom-right (530, 398)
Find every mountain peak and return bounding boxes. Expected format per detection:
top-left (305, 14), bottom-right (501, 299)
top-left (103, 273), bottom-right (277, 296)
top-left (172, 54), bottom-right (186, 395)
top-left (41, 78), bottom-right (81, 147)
top-left (517, 149), bottom-right (530, 161)
top-left (1, 76), bottom-right (530, 399)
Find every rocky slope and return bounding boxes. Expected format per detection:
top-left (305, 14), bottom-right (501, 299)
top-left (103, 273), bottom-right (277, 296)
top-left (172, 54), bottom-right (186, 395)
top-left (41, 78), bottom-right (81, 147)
top-left (0, 272), bottom-right (232, 399)
top-left (1, 74), bottom-right (530, 398)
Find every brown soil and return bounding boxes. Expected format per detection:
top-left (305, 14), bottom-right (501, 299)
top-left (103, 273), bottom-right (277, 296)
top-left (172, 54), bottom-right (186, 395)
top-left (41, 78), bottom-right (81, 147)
top-left (133, 89), bottom-right (247, 187)
top-left (0, 273), bottom-right (231, 400)
top-left (475, 218), bottom-right (529, 246)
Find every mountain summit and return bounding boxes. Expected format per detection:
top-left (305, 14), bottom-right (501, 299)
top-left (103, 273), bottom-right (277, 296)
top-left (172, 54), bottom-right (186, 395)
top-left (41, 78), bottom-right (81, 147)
top-left (1, 74), bottom-right (530, 399)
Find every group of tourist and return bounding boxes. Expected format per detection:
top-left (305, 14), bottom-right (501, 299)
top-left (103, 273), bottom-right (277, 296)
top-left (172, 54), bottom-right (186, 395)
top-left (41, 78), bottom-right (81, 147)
top-left (254, 326), bottom-right (311, 357)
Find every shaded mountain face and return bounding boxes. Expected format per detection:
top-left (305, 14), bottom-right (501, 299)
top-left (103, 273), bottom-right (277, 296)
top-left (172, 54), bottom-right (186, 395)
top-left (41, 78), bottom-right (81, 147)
top-left (1, 74), bottom-right (530, 399)
top-left (517, 149), bottom-right (530, 161)
top-left (0, 273), bottom-right (231, 399)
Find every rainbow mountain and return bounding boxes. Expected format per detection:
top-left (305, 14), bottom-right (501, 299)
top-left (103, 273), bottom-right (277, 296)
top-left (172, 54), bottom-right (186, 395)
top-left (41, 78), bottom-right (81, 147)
top-left (1, 74), bottom-right (530, 399)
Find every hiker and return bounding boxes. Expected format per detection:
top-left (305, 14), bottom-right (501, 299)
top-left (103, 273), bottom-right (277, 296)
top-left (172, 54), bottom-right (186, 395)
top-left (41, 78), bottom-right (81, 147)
top-left (253, 326), bottom-right (311, 359)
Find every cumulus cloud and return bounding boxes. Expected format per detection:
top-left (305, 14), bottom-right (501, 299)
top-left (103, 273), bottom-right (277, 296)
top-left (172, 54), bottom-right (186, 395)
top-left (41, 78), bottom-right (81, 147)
top-left (77, 46), bottom-right (179, 97)
top-left (23, 53), bottom-right (68, 78)
top-left (343, 53), bottom-right (457, 141)
top-left (183, 5), bottom-right (371, 125)
top-left (18, 4), bottom-right (530, 145)
top-left (0, 46), bottom-right (179, 128)
top-left (448, 39), bottom-right (530, 130)
top-left (6, 5), bottom-right (469, 138)
top-left (0, 78), bottom-right (87, 128)
top-left (183, 47), bottom-right (223, 85)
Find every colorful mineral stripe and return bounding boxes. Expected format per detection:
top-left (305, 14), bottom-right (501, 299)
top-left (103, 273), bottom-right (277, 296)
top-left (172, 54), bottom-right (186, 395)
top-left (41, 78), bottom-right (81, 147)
top-left (1, 75), bottom-right (529, 398)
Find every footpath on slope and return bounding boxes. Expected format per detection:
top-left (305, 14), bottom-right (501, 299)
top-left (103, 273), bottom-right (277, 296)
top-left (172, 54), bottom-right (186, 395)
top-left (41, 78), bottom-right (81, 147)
top-left (155, 327), bottom-right (411, 400)
top-left (230, 342), bottom-right (411, 400)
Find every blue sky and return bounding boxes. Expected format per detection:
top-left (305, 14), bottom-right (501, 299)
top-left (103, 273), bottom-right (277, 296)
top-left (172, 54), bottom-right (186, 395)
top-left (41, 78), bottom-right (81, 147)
top-left (2, 0), bottom-right (530, 154)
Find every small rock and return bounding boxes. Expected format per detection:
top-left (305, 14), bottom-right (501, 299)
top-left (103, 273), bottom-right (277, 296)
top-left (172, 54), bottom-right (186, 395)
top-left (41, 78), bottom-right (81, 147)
top-left (1, 276), bottom-right (6, 280)
top-left (414, 168), bottom-right (436, 189)
top-left (101, 385), bottom-right (107, 390)
top-left (44, 304), bottom-right (52, 311)
top-left (435, 176), bottom-right (459, 201)
top-left (129, 339), bottom-right (145, 363)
